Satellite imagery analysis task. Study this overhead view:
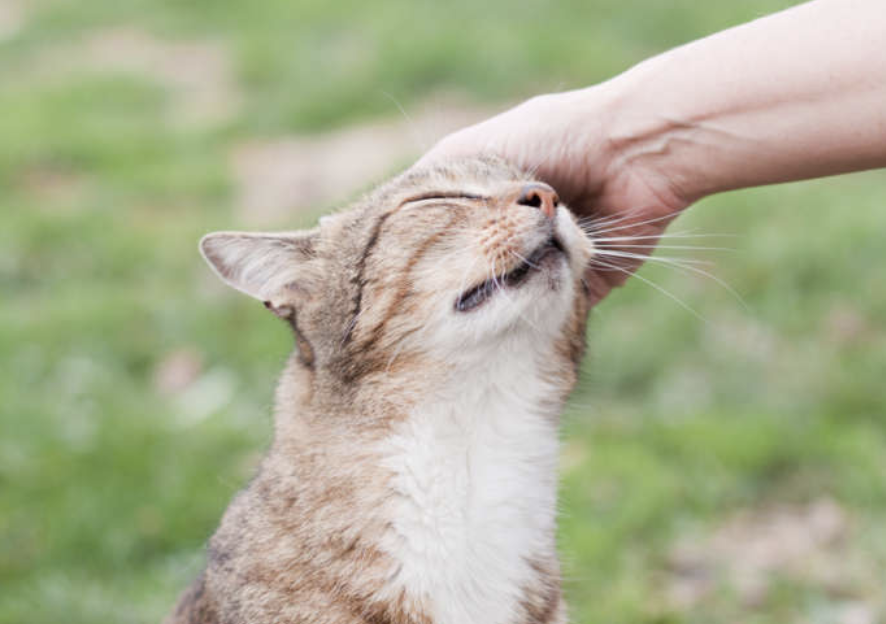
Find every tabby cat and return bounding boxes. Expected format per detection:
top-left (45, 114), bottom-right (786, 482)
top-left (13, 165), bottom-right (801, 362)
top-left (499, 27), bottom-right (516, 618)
top-left (167, 157), bottom-right (595, 624)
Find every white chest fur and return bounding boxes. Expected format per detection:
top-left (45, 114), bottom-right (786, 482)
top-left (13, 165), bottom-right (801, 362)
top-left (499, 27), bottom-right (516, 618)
top-left (378, 352), bottom-right (561, 624)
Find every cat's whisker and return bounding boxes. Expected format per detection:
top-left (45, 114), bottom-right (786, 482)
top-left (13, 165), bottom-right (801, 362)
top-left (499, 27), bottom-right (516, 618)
top-left (591, 231), bottom-right (738, 241)
top-left (485, 249), bottom-right (500, 293)
top-left (594, 248), bottom-right (716, 271)
top-left (487, 250), bottom-right (530, 324)
top-left (595, 243), bottom-right (736, 252)
top-left (453, 250), bottom-right (486, 314)
top-left (381, 90), bottom-right (432, 154)
top-left (577, 205), bottom-right (667, 232)
top-left (489, 249), bottom-right (508, 296)
top-left (457, 250), bottom-right (485, 293)
top-left (593, 248), bottom-right (714, 267)
top-left (502, 249), bottom-right (550, 334)
top-left (509, 249), bottom-right (541, 270)
top-left (578, 203), bottom-right (676, 227)
top-left (589, 257), bottom-right (709, 322)
top-left (576, 204), bottom-right (650, 225)
top-left (595, 249), bottom-right (749, 310)
top-left (488, 248), bottom-right (536, 331)
top-left (577, 207), bottom-right (645, 230)
top-left (584, 208), bottom-right (686, 237)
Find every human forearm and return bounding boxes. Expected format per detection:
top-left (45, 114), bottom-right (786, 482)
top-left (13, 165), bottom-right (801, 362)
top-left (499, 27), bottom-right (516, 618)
top-left (600, 0), bottom-right (886, 202)
top-left (416, 0), bottom-right (885, 303)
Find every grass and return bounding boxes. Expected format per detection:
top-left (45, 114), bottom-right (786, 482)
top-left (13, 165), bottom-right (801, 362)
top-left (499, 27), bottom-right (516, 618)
top-left (2, 0), bottom-right (885, 622)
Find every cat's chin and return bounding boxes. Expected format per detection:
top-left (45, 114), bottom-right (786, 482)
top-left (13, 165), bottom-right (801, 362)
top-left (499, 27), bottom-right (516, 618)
top-left (454, 234), bottom-right (567, 313)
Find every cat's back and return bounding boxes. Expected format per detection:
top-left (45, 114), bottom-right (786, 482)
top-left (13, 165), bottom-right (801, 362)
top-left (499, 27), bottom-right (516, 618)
top-left (167, 444), bottom-right (417, 624)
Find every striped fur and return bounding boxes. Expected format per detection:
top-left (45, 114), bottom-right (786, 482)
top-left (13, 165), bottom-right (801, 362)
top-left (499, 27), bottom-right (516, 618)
top-left (166, 157), bottom-right (595, 624)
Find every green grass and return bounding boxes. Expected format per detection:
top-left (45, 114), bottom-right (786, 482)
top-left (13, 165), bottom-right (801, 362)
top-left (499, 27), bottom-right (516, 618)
top-left (2, 1), bottom-right (885, 622)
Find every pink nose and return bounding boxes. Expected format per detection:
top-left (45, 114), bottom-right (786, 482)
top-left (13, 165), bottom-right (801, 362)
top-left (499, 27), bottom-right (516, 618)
top-left (516, 183), bottom-right (559, 219)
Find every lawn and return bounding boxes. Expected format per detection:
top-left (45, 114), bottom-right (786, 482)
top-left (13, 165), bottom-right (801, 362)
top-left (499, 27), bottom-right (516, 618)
top-left (2, 0), bottom-right (885, 622)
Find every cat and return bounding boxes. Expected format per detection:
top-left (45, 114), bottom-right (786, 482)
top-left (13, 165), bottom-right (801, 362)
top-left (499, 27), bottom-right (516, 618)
top-left (166, 156), bottom-right (595, 624)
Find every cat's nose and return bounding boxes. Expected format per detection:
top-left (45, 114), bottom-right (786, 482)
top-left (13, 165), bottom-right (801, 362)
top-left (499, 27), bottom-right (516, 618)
top-left (516, 183), bottom-right (559, 219)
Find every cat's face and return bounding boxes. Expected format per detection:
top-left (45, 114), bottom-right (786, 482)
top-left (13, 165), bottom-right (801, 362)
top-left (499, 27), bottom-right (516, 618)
top-left (202, 157), bottom-right (594, 385)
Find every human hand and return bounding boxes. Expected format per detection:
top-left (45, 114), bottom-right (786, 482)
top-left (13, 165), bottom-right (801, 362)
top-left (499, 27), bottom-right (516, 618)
top-left (415, 88), bottom-right (691, 305)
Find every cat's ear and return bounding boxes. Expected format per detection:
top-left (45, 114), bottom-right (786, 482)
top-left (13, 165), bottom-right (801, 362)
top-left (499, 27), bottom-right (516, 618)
top-left (200, 230), bottom-right (319, 317)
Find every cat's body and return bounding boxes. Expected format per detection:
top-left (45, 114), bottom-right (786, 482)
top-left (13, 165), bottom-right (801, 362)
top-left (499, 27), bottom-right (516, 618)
top-left (167, 158), bottom-right (594, 624)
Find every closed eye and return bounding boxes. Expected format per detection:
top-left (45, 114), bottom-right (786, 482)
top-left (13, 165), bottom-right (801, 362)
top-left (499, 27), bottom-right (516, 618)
top-left (400, 191), bottom-right (489, 207)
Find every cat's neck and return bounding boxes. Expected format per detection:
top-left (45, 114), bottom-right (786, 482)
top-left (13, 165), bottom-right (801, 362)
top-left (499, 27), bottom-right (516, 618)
top-left (374, 346), bottom-right (564, 624)
top-left (265, 342), bottom-right (567, 624)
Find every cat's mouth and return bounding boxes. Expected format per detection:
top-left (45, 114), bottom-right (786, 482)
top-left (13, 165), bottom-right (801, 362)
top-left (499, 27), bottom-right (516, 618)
top-left (455, 235), bottom-right (566, 313)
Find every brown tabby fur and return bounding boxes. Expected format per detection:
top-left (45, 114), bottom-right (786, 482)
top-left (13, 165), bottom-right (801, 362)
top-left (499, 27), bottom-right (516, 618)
top-left (166, 157), bottom-right (593, 624)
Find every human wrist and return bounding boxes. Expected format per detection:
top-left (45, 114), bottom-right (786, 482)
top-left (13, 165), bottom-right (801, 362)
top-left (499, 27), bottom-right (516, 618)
top-left (568, 64), bottom-right (706, 209)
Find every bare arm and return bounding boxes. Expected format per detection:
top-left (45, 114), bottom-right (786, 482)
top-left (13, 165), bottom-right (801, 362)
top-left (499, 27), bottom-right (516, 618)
top-left (418, 0), bottom-right (886, 302)
top-left (609, 0), bottom-right (886, 203)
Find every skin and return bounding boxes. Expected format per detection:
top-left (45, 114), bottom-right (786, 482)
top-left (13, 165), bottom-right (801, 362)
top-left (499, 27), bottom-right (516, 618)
top-left (417, 0), bottom-right (886, 304)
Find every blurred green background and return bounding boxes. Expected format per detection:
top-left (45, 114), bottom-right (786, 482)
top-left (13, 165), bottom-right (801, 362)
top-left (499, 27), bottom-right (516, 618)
top-left (2, 0), bottom-right (885, 622)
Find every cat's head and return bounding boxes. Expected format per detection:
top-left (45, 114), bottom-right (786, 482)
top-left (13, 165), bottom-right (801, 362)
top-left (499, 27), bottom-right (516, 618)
top-left (201, 157), bottom-right (595, 392)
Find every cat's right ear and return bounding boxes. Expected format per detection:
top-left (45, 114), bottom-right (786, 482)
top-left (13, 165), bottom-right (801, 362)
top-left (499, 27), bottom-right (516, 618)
top-left (200, 230), bottom-right (319, 318)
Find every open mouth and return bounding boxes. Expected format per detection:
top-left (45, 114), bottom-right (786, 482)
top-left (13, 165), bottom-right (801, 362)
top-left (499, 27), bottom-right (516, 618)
top-left (455, 235), bottom-right (566, 313)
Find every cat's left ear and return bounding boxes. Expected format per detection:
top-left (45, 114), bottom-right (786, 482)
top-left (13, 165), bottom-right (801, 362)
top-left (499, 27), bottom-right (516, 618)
top-left (200, 230), bottom-right (319, 318)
